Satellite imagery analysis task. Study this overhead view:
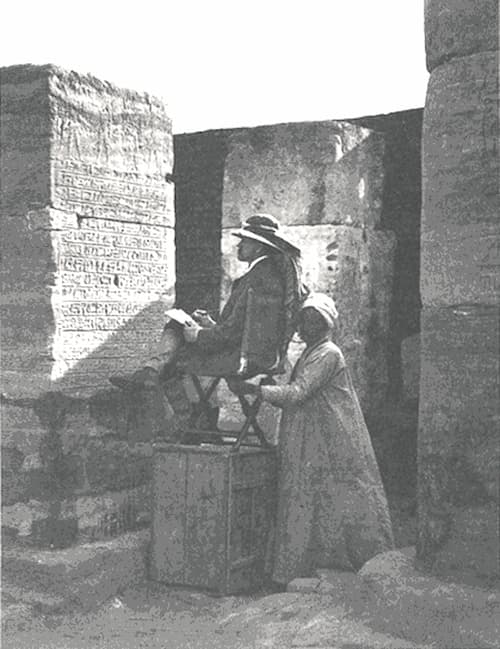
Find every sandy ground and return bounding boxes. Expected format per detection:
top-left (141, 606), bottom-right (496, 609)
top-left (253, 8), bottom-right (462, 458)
top-left (3, 581), bottom-right (260, 649)
top-left (2, 579), bottom-right (428, 649)
top-left (3, 495), bottom-right (498, 649)
top-left (4, 565), bottom-right (499, 649)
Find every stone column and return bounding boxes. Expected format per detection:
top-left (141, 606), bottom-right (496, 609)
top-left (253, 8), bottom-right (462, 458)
top-left (418, 1), bottom-right (499, 580)
top-left (1, 65), bottom-right (174, 542)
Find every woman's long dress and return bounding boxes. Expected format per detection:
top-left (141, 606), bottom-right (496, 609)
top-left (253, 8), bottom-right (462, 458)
top-left (261, 338), bottom-right (394, 584)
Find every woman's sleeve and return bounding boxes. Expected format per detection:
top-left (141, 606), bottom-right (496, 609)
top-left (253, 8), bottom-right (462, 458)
top-left (261, 347), bottom-right (340, 407)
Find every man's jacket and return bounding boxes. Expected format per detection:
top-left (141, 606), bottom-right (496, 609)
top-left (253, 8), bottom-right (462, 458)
top-left (179, 256), bottom-right (285, 376)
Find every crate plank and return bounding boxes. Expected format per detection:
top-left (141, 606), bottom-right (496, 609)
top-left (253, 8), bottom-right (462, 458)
top-left (184, 452), bottom-right (228, 589)
top-left (150, 449), bottom-right (187, 583)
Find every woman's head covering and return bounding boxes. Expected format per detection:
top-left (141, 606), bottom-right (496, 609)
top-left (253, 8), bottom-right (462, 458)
top-left (301, 292), bottom-right (339, 330)
top-left (232, 214), bottom-right (301, 256)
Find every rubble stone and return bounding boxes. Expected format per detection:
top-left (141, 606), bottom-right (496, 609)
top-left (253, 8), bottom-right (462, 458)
top-left (359, 547), bottom-right (500, 618)
top-left (287, 578), bottom-right (320, 594)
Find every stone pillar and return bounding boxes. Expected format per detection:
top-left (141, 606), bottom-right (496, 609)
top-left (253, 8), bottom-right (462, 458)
top-left (418, 1), bottom-right (499, 580)
top-left (220, 121), bottom-right (396, 415)
top-left (1, 65), bottom-right (174, 542)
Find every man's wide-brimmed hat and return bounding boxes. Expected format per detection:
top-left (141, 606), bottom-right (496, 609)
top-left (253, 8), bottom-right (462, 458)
top-left (232, 214), bottom-right (301, 255)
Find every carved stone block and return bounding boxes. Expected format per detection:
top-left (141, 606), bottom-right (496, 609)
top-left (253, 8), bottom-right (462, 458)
top-left (222, 121), bottom-right (384, 229)
top-left (0, 65), bottom-right (175, 398)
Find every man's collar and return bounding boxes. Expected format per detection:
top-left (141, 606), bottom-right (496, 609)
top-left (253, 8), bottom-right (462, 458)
top-left (245, 255), bottom-right (268, 274)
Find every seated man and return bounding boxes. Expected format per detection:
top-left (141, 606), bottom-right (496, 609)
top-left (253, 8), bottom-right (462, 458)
top-left (110, 214), bottom-right (306, 393)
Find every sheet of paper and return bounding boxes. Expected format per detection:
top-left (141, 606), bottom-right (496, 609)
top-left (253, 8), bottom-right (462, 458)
top-left (164, 308), bottom-right (194, 326)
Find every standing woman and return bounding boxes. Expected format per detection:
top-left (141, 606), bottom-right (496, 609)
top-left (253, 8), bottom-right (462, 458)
top-left (236, 292), bottom-right (394, 585)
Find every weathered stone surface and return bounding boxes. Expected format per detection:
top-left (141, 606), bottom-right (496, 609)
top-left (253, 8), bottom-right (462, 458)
top-left (1, 65), bottom-right (173, 218)
top-left (291, 609), bottom-right (425, 648)
top-left (420, 9), bottom-right (499, 580)
top-left (222, 121), bottom-right (385, 229)
top-left (0, 65), bottom-right (51, 211)
top-left (350, 110), bottom-right (424, 402)
top-left (1, 500), bottom-right (52, 537)
top-left (85, 439), bottom-right (153, 493)
top-left (1, 447), bottom-right (28, 506)
top-left (174, 131), bottom-right (227, 315)
top-left (1, 483), bottom-right (151, 540)
top-left (1, 65), bottom-right (175, 400)
top-left (359, 548), bottom-right (500, 629)
top-left (421, 52), bottom-right (499, 306)
top-left (0, 387), bottom-right (160, 541)
top-left (425, 0), bottom-right (499, 72)
top-left (401, 333), bottom-right (420, 402)
top-left (1, 65), bottom-right (174, 530)
top-left (2, 530), bottom-right (149, 613)
top-left (315, 569), bottom-right (361, 595)
top-left (221, 225), bottom-right (395, 414)
top-left (421, 221), bottom-right (499, 306)
top-left (287, 577), bottom-right (320, 594)
top-left (1, 210), bottom-right (175, 398)
top-left (417, 306), bottom-right (499, 579)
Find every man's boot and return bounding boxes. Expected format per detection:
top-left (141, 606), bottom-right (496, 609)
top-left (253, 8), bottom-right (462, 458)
top-left (109, 367), bottom-right (160, 391)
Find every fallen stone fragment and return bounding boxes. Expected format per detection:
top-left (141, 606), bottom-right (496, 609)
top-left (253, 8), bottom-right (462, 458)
top-left (287, 578), bottom-right (320, 594)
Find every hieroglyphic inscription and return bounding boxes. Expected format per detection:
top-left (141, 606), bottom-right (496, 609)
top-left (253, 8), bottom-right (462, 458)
top-left (60, 273), bottom-right (168, 292)
top-left (1, 65), bottom-right (175, 397)
top-left (58, 314), bottom-right (166, 332)
top-left (60, 221), bottom-right (173, 283)
top-left (57, 217), bottom-right (174, 343)
top-left (61, 257), bottom-right (169, 276)
top-left (53, 161), bottom-right (174, 226)
top-left (57, 330), bottom-right (160, 358)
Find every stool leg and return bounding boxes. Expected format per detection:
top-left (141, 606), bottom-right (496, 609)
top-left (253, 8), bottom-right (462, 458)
top-left (190, 376), bottom-right (220, 429)
top-left (236, 395), bottom-right (272, 449)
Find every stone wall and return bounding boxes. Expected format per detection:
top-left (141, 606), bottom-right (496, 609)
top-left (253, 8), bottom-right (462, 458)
top-left (1, 65), bottom-right (175, 543)
top-left (349, 110), bottom-right (423, 398)
top-left (174, 131), bottom-right (226, 313)
top-left (418, 0), bottom-right (499, 581)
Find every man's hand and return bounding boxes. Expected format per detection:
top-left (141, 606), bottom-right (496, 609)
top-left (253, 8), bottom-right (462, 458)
top-left (183, 321), bottom-right (202, 343)
top-left (191, 309), bottom-right (216, 328)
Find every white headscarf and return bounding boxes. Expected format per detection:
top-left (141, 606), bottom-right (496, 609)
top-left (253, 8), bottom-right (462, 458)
top-left (301, 292), bottom-right (339, 330)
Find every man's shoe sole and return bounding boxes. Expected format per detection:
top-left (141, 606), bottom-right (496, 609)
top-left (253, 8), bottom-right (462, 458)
top-left (109, 376), bottom-right (159, 391)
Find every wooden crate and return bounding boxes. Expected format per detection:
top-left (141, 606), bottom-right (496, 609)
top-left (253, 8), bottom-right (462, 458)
top-left (149, 441), bottom-right (277, 594)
